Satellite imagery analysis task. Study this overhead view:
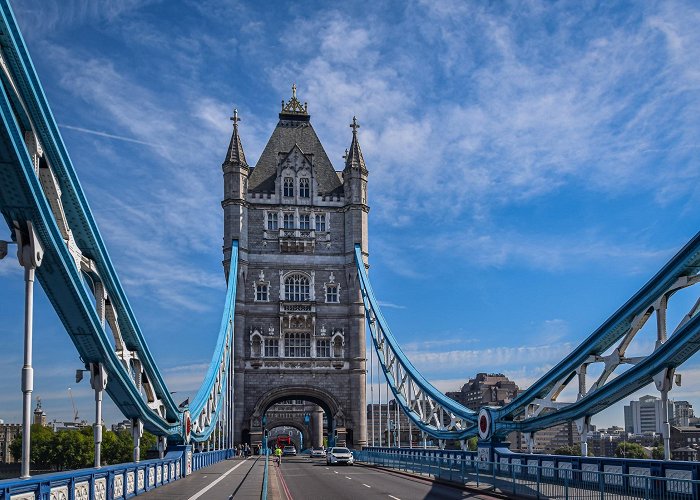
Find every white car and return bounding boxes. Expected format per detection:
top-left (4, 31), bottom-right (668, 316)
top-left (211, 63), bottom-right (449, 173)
top-left (311, 447), bottom-right (326, 458)
top-left (326, 447), bottom-right (354, 465)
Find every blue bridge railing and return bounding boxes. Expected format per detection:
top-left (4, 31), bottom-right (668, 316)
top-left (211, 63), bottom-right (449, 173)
top-left (0, 447), bottom-right (233, 499)
top-left (357, 447), bottom-right (700, 499)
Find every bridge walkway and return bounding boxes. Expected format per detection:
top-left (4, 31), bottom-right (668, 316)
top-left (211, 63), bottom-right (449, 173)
top-left (138, 456), bottom-right (270, 499)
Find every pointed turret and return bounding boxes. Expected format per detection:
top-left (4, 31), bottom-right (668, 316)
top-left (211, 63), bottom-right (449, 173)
top-left (224, 109), bottom-right (248, 166)
top-left (344, 116), bottom-right (367, 172)
top-left (222, 107), bottom-right (250, 278)
top-left (342, 115), bottom-right (369, 256)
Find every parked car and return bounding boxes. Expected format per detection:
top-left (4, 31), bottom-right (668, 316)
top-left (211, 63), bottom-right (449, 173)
top-left (311, 447), bottom-right (325, 458)
top-left (326, 447), bottom-right (354, 465)
top-left (282, 445), bottom-right (297, 456)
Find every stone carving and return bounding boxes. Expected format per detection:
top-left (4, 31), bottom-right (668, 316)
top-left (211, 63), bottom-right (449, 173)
top-left (10, 493), bottom-right (35, 500)
top-left (49, 485), bottom-right (68, 500)
top-left (126, 471), bottom-right (135, 493)
top-left (93, 478), bottom-right (106, 500)
top-left (157, 464), bottom-right (162, 484)
top-left (137, 469), bottom-right (144, 491)
top-left (74, 481), bottom-right (89, 500)
top-left (113, 474), bottom-right (124, 498)
top-left (148, 466), bottom-right (155, 486)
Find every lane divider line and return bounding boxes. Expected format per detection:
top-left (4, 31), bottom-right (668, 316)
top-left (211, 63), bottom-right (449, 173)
top-left (187, 458), bottom-right (249, 500)
top-left (275, 462), bottom-right (294, 500)
top-left (363, 483), bottom-right (371, 488)
top-left (389, 496), bottom-right (402, 500)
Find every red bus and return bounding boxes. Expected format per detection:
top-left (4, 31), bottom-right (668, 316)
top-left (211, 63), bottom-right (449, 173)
top-left (275, 435), bottom-right (292, 447)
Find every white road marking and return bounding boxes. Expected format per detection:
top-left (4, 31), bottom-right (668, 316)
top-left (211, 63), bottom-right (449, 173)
top-left (389, 496), bottom-right (401, 500)
top-left (363, 483), bottom-right (371, 488)
top-left (334, 471), bottom-right (339, 474)
top-left (345, 476), bottom-right (352, 479)
top-left (187, 459), bottom-right (249, 500)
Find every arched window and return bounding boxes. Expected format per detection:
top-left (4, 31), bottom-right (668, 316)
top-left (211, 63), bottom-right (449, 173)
top-left (284, 274), bottom-right (310, 301)
top-left (250, 332), bottom-right (262, 357)
top-left (283, 177), bottom-right (294, 197)
top-left (326, 284), bottom-right (339, 303)
top-left (332, 333), bottom-right (344, 358)
top-left (316, 338), bottom-right (330, 357)
top-left (299, 178), bottom-right (310, 197)
top-left (284, 332), bottom-right (311, 357)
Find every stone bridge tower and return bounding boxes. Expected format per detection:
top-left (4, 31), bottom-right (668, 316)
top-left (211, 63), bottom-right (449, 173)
top-left (221, 86), bottom-right (368, 449)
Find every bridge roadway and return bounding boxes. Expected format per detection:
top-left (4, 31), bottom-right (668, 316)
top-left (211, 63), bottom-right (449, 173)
top-left (138, 454), bottom-right (501, 499)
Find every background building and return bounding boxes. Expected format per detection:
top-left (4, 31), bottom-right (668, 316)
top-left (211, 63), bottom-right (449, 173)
top-left (624, 395), bottom-right (674, 434)
top-left (446, 373), bottom-right (519, 411)
top-left (0, 422), bottom-right (20, 464)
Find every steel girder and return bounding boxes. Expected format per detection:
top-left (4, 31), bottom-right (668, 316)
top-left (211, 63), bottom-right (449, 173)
top-left (355, 232), bottom-right (700, 441)
top-left (0, 0), bottom-right (235, 442)
top-left (355, 245), bottom-right (478, 441)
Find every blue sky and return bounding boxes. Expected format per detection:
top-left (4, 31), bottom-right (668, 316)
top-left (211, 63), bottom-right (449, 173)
top-left (1, 0), bottom-right (700, 432)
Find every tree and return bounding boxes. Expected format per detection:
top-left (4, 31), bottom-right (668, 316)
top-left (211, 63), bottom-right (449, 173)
top-left (615, 442), bottom-right (648, 459)
top-left (652, 445), bottom-right (664, 460)
top-left (10, 424), bottom-right (56, 470)
top-left (553, 444), bottom-right (581, 456)
top-left (467, 437), bottom-right (478, 451)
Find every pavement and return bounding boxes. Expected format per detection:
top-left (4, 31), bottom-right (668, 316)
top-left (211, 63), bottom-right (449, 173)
top-left (138, 456), bottom-right (265, 499)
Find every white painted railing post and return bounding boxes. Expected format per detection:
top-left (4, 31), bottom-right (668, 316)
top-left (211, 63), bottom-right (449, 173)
top-left (15, 221), bottom-right (43, 479)
top-left (90, 363), bottom-right (108, 467)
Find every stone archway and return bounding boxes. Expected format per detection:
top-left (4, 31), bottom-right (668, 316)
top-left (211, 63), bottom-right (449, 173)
top-left (266, 421), bottom-right (310, 451)
top-left (249, 385), bottom-right (347, 448)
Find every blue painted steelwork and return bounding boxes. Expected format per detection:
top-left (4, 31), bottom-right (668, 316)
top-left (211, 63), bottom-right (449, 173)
top-left (497, 232), bottom-right (700, 430)
top-left (0, 0), bottom-right (236, 442)
top-left (0, 451), bottom-right (185, 499)
top-left (261, 446), bottom-right (269, 500)
top-left (354, 245), bottom-right (477, 440)
top-left (357, 447), bottom-right (700, 499)
top-left (191, 449), bottom-right (235, 471)
top-left (356, 232), bottom-right (700, 441)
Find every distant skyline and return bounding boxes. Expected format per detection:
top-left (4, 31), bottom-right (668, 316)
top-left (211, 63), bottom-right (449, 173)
top-left (1, 0), bottom-right (700, 431)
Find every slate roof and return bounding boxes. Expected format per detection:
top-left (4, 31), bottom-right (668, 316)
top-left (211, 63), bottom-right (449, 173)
top-left (248, 90), bottom-right (343, 194)
top-left (224, 109), bottom-right (248, 167)
top-left (344, 116), bottom-right (367, 172)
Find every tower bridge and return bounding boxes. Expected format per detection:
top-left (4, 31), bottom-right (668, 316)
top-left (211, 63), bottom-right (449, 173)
top-left (1, 0), bottom-right (700, 498)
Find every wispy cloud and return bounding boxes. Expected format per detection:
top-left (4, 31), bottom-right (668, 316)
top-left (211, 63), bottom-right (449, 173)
top-left (59, 124), bottom-right (163, 147)
top-left (377, 301), bottom-right (406, 310)
top-left (404, 342), bottom-right (574, 377)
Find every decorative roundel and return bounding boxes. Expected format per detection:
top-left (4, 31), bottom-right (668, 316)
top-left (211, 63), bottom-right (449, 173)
top-left (478, 408), bottom-right (491, 440)
top-left (184, 411), bottom-right (192, 443)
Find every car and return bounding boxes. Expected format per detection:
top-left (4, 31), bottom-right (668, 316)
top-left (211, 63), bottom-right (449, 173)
top-left (310, 447), bottom-right (325, 458)
top-left (282, 445), bottom-right (297, 456)
top-left (326, 447), bottom-right (354, 465)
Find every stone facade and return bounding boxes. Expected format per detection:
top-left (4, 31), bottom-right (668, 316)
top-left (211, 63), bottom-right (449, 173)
top-left (446, 373), bottom-right (520, 411)
top-left (222, 88), bottom-right (368, 448)
top-left (0, 423), bottom-right (20, 464)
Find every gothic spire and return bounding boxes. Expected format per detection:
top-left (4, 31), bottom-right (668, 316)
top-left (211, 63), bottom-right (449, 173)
top-left (224, 108), bottom-right (248, 167)
top-left (344, 116), bottom-right (366, 171)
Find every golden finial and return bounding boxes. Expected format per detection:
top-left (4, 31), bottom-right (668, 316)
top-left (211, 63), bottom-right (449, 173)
top-left (281, 83), bottom-right (309, 115)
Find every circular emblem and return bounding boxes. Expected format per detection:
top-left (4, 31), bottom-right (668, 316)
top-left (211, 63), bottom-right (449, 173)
top-left (477, 408), bottom-right (491, 440)
top-left (184, 410), bottom-right (192, 443)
